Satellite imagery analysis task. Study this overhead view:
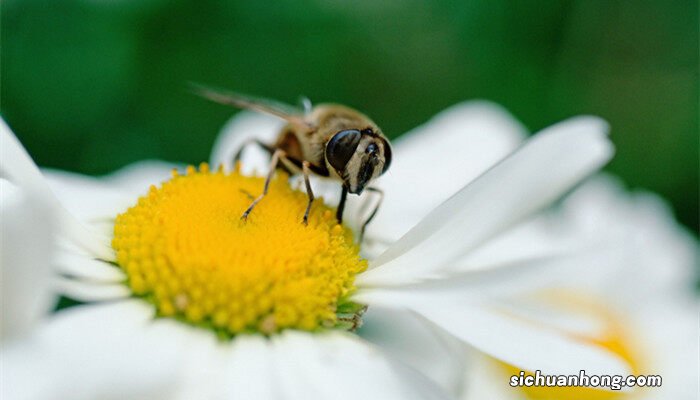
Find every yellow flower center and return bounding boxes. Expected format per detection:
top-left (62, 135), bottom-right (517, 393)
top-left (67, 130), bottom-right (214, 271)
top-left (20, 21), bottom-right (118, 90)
top-left (112, 163), bottom-right (367, 336)
top-left (500, 291), bottom-right (644, 400)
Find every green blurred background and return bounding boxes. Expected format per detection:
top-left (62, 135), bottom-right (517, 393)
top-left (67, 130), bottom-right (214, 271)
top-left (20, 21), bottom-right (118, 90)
top-left (2, 0), bottom-right (698, 232)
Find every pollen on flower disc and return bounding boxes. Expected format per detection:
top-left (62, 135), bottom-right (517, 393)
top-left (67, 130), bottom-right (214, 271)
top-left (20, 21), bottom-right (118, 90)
top-left (112, 163), bottom-right (366, 335)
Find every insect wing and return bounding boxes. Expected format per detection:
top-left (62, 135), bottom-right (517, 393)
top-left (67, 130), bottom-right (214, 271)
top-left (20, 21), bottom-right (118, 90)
top-left (190, 83), bottom-right (311, 128)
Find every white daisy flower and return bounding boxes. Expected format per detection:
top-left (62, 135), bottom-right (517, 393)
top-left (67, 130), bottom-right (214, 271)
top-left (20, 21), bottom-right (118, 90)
top-left (458, 175), bottom-right (699, 400)
top-left (0, 102), bottom-right (632, 399)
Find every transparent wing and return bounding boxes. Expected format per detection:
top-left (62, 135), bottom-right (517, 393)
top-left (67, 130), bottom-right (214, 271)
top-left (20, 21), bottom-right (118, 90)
top-left (189, 83), bottom-right (312, 128)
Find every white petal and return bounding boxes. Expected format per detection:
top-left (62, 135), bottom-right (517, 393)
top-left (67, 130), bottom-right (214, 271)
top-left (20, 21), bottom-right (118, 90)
top-left (224, 335), bottom-right (277, 400)
top-left (271, 331), bottom-right (451, 400)
top-left (0, 118), bottom-right (114, 260)
top-left (359, 306), bottom-right (468, 397)
top-left (411, 303), bottom-right (630, 377)
top-left (158, 323), bottom-right (229, 400)
top-left (0, 180), bottom-right (55, 342)
top-left (355, 250), bottom-right (610, 306)
top-left (43, 169), bottom-right (133, 222)
top-left (53, 277), bottom-right (130, 301)
top-left (560, 175), bottom-right (699, 297)
top-left (460, 350), bottom-right (523, 400)
top-left (33, 300), bottom-right (180, 400)
top-left (354, 248), bottom-right (635, 381)
top-left (54, 251), bottom-right (126, 283)
top-left (359, 101), bottom-right (527, 243)
top-left (1, 339), bottom-right (63, 400)
top-left (453, 213), bottom-right (578, 273)
top-left (0, 119), bottom-right (52, 195)
top-left (42, 299), bottom-right (152, 334)
top-left (459, 174), bottom-right (699, 305)
top-left (210, 112), bottom-right (285, 174)
top-left (47, 160), bottom-right (178, 231)
top-left (360, 116), bottom-right (613, 286)
top-left (633, 295), bottom-right (699, 399)
top-left (104, 159), bottom-right (180, 198)
top-left (460, 292), bottom-right (699, 399)
top-left (58, 212), bottom-right (115, 261)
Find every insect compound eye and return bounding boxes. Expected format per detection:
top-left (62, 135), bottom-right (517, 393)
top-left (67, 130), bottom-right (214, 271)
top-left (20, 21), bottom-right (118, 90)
top-left (380, 138), bottom-right (392, 174)
top-left (326, 129), bottom-right (362, 172)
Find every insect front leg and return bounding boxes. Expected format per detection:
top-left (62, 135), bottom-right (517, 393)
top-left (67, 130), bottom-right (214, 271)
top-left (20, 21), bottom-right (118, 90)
top-left (359, 187), bottom-right (384, 243)
top-left (301, 161), bottom-right (315, 225)
top-left (241, 149), bottom-right (285, 221)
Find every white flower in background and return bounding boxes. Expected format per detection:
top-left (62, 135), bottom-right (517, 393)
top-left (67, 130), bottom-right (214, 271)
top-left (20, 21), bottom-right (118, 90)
top-left (0, 102), bottom-right (634, 399)
top-left (457, 176), bottom-right (698, 400)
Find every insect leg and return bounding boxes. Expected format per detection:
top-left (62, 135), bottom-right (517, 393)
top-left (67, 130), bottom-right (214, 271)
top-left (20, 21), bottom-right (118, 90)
top-left (301, 161), bottom-right (315, 225)
top-left (336, 186), bottom-right (348, 224)
top-left (241, 149), bottom-right (285, 221)
top-left (359, 187), bottom-right (384, 243)
top-left (336, 304), bottom-right (368, 331)
top-left (233, 138), bottom-right (273, 166)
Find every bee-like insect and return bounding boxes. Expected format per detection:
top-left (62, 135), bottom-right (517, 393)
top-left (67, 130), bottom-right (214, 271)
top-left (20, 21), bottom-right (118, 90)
top-left (192, 84), bottom-right (392, 239)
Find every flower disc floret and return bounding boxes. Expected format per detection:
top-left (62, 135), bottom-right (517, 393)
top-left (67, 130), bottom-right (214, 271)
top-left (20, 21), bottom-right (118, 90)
top-left (112, 164), bottom-right (366, 335)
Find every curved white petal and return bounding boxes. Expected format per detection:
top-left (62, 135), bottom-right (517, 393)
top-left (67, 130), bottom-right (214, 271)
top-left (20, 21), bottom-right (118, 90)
top-left (31, 300), bottom-right (179, 400)
top-left (460, 350), bottom-right (523, 400)
top-left (53, 277), bottom-right (130, 301)
top-left (157, 322), bottom-right (231, 400)
top-left (0, 180), bottom-right (55, 342)
top-left (43, 299), bottom-right (153, 335)
top-left (451, 213), bottom-right (577, 273)
top-left (156, 327), bottom-right (453, 400)
top-left (43, 169), bottom-right (132, 222)
top-left (0, 120), bottom-right (53, 195)
top-left (59, 214), bottom-right (115, 261)
top-left (558, 175), bottom-right (699, 297)
top-left (414, 303), bottom-right (630, 377)
top-left (144, 323), bottom-right (452, 400)
top-left (457, 174), bottom-right (699, 303)
top-left (359, 101), bottom-right (527, 243)
top-left (271, 331), bottom-right (451, 400)
top-left (6, 293), bottom-right (453, 400)
top-left (46, 160), bottom-right (181, 221)
top-left (3, 301), bottom-right (149, 400)
top-left (360, 116), bottom-right (613, 287)
top-left (0, 118), bottom-right (114, 260)
top-left (224, 335), bottom-right (278, 400)
top-left (104, 159), bottom-right (180, 198)
top-left (1, 339), bottom-right (63, 400)
top-left (210, 111), bottom-right (285, 174)
top-left (138, 321), bottom-right (274, 400)
top-left (459, 292), bottom-right (699, 400)
top-left (354, 235), bottom-right (634, 382)
top-left (54, 252), bottom-right (126, 283)
top-left (633, 294), bottom-right (698, 399)
top-left (360, 306), bottom-right (468, 397)
top-left (556, 177), bottom-right (699, 398)
top-left (354, 244), bottom-right (635, 314)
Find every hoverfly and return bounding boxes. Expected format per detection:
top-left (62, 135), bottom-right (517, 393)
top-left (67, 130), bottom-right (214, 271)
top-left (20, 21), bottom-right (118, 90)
top-left (191, 84), bottom-right (392, 240)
